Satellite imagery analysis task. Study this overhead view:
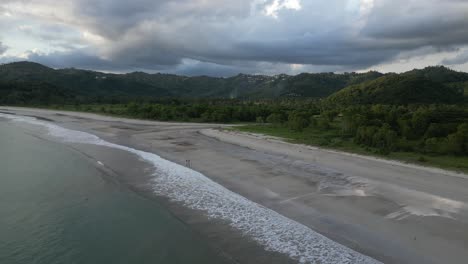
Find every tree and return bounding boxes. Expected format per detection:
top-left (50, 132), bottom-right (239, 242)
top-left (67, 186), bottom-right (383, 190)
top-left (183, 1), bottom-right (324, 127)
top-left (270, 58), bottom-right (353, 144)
top-left (266, 113), bottom-right (284, 125)
top-left (201, 111), bottom-right (212, 122)
top-left (127, 102), bottom-right (140, 114)
top-left (447, 123), bottom-right (468, 155)
top-left (411, 108), bottom-right (431, 137)
top-left (318, 118), bottom-right (330, 129)
top-left (372, 124), bottom-right (397, 152)
top-left (288, 112), bottom-right (309, 131)
top-left (309, 116), bottom-right (318, 128)
top-left (425, 137), bottom-right (446, 154)
top-left (342, 112), bottom-right (366, 135)
top-left (397, 118), bottom-right (414, 139)
top-left (424, 123), bottom-right (451, 139)
top-left (322, 110), bottom-right (338, 122)
top-left (355, 126), bottom-right (378, 146)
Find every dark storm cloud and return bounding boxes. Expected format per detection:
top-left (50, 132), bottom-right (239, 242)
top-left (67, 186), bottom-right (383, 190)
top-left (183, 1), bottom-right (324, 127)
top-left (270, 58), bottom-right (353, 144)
top-left (71, 0), bottom-right (251, 39)
top-left (61, 0), bottom-right (388, 68)
top-left (1, 0), bottom-right (468, 74)
top-left (362, 0), bottom-right (468, 45)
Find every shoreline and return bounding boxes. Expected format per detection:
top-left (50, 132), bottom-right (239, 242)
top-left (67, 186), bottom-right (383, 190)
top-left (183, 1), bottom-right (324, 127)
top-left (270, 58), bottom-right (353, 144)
top-left (0, 109), bottom-right (379, 264)
top-left (2, 107), bottom-right (468, 264)
top-left (6, 105), bottom-right (466, 175)
top-left (0, 112), bottom-right (292, 264)
top-left (65, 142), bottom-right (272, 264)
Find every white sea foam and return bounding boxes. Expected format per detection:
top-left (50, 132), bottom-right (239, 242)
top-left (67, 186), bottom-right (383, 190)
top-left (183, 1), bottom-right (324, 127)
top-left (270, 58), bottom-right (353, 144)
top-left (0, 113), bottom-right (380, 264)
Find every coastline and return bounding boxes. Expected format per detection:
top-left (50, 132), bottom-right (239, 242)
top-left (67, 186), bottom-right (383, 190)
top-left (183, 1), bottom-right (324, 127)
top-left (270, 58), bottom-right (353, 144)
top-left (63, 143), bottom-right (284, 264)
top-left (2, 106), bottom-right (468, 264)
top-left (0, 108), bottom-right (378, 264)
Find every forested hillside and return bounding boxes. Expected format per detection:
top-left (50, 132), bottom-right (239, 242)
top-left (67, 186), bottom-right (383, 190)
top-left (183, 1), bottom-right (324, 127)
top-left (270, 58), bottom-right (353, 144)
top-left (0, 61), bottom-right (383, 101)
top-left (0, 81), bottom-right (75, 105)
top-left (326, 66), bottom-right (468, 105)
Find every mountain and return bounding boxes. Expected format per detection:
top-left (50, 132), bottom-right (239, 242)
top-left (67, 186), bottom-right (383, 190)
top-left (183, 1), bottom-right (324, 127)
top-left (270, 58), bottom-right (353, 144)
top-left (1, 62), bottom-right (467, 105)
top-left (0, 81), bottom-right (75, 105)
top-left (0, 61), bottom-right (383, 101)
top-left (326, 66), bottom-right (467, 105)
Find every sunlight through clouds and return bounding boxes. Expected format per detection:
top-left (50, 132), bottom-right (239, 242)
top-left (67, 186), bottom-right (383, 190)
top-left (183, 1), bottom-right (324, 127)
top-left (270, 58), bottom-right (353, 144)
top-left (359, 0), bottom-right (374, 16)
top-left (263, 0), bottom-right (302, 18)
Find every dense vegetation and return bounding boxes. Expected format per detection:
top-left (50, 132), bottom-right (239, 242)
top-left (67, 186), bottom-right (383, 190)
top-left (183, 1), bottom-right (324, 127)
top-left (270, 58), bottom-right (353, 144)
top-left (0, 81), bottom-right (75, 105)
top-left (327, 67), bottom-right (468, 105)
top-left (236, 103), bottom-right (468, 172)
top-left (281, 104), bottom-right (468, 154)
top-left (2, 61), bottom-right (468, 171)
top-left (2, 62), bottom-right (466, 105)
top-left (46, 99), bottom-right (316, 123)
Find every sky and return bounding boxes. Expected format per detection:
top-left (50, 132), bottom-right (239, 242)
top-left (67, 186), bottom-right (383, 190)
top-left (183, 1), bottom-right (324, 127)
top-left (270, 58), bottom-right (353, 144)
top-left (1, 0), bottom-right (468, 76)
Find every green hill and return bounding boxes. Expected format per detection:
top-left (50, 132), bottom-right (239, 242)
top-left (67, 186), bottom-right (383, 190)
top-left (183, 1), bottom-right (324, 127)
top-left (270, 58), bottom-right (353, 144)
top-left (326, 67), bottom-right (467, 105)
top-left (0, 61), bottom-right (383, 102)
top-left (0, 81), bottom-right (75, 105)
top-left (279, 71), bottom-right (384, 97)
top-left (1, 62), bottom-right (467, 105)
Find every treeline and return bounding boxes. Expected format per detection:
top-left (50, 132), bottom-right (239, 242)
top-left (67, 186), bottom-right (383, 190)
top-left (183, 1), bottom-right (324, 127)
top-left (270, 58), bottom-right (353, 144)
top-left (51, 99), bottom-right (468, 157)
top-left (0, 81), bottom-right (168, 105)
top-left (2, 81), bottom-right (467, 158)
top-left (263, 104), bottom-right (468, 156)
top-left (57, 99), bottom-right (321, 123)
top-left (340, 105), bottom-right (468, 155)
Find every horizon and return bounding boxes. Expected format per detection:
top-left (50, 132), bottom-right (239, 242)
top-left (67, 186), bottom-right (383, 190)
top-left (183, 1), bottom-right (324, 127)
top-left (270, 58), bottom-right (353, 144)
top-left (1, 1), bottom-right (468, 77)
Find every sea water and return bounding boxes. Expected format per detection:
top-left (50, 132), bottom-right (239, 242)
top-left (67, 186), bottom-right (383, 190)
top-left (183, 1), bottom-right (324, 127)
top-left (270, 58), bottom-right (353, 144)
top-left (0, 120), bottom-right (228, 264)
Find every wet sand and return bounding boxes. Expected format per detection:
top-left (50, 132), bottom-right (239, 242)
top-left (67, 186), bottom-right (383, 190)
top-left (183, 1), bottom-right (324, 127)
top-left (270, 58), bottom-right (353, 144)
top-left (2, 107), bottom-right (468, 264)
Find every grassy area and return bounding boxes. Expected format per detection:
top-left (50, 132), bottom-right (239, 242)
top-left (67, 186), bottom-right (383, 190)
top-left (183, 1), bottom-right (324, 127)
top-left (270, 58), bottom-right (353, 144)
top-left (235, 124), bottom-right (468, 174)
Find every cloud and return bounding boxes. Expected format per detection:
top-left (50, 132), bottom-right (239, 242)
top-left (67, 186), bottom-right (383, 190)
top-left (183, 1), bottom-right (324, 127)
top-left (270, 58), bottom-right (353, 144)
top-left (0, 42), bottom-right (7, 55)
top-left (263, 0), bottom-right (302, 18)
top-left (0, 0), bottom-right (468, 75)
top-left (442, 50), bottom-right (468, 65)
top-left (362, 0), bottom-right (468, 45)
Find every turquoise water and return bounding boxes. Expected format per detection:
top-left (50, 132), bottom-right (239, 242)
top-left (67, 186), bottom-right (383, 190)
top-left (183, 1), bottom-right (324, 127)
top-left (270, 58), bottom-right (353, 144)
top-left (0, 120), bottom-right (228, 264)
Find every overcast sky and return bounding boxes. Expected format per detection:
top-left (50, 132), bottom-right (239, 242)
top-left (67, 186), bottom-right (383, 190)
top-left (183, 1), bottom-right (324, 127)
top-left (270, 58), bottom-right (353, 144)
top-left (1, 0), bottom-right (468, 76)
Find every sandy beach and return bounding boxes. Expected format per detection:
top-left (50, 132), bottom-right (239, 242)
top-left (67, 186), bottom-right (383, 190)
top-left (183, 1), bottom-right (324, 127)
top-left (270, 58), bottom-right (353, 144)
top-left (2, 107), bottom-right (468, 264)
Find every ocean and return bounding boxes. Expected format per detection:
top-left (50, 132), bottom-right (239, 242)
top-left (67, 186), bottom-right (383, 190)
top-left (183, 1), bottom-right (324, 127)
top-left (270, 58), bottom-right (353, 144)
top-left (0, 119), bottom-right (229, 264)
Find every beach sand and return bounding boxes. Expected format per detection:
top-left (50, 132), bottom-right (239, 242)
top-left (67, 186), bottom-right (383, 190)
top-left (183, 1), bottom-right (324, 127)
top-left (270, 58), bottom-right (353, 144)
top-left (2, 107), bottom-right (468, 264)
